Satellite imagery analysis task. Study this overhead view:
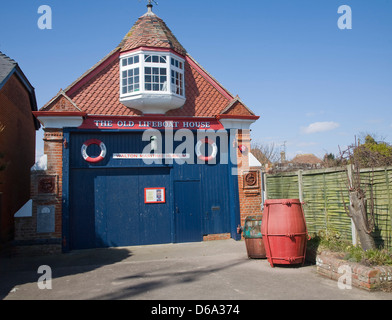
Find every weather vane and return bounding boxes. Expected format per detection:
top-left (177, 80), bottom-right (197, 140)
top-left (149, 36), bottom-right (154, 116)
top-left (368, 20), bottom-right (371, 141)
top-left (146, 0), bottom-right (158, 6)
top-left (139, 0), bottom-right (158, 9)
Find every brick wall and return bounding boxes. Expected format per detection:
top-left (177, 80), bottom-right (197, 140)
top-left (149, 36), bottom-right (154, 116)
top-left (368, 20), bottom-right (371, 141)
top-left (13, 129), bottom-right (63, 255)
top-left (0, 74), bottom-right (36, 244)
top-left (236, 129), bottom-right (263, 237)
top-left (316, 251), bottom-right (392, 291)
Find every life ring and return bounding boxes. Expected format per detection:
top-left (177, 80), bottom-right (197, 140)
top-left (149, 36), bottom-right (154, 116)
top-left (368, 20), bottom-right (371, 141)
top-left (81, 139), bottom-right (107, 163)
top-left (195, 138), bottom-right (218, 161)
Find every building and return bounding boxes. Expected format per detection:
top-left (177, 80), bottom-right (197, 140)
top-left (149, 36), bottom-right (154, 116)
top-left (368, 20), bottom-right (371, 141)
top-left (0, 51), bottom-right (39, 246)
top-left (27, 4), bottom-right (261, 253)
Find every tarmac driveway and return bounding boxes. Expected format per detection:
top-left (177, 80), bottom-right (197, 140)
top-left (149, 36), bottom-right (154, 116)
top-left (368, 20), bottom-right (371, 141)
top-left (1, 239), bottom-right (391, 301)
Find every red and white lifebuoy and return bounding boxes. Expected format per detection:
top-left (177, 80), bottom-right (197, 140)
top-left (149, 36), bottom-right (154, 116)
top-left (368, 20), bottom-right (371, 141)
top-left (195, 138), bottom-right (218, 161)
top-left (81, 139), bottom-right (107, 163)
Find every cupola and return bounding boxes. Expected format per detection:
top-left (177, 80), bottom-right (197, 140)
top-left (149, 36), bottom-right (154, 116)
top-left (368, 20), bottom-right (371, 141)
top-left (118, 2), bottom-right (187, 114)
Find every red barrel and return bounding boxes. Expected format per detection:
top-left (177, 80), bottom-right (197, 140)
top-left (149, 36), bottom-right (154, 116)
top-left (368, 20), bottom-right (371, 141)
top-left (262, 199), bottom-right (308, 267)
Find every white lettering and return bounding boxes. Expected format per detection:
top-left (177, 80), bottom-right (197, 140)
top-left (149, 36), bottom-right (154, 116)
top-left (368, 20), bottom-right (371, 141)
top-left (338, 264), bottom-right (352, 289)
top-left (37, 265), bottom-right (52, 289)
top-left (142, 129), bottom-right (163, 165)
top-left (338, 5), bottom-right (352, 30)
top-left (37, 5), bottom-right (52, 30)
top-left (151, 304), bottom-right (185, 318)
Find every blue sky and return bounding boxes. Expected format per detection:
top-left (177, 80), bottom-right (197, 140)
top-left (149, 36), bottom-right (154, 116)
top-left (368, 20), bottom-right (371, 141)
top-left (1, 0), bottom-right (391, 161)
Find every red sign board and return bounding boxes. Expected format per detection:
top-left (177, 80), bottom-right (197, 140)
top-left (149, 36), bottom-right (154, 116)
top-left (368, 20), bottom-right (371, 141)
top-left (79, 116), bottom-right (224, 130)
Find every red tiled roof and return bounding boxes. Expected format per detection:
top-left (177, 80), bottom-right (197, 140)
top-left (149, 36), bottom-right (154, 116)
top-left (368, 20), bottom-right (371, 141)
top-left (291, 154), bottom-right (323, 164)
top-left (41, 7), bottom-right (256, 119)
top-left (119, 10), bottom-right (187, 56)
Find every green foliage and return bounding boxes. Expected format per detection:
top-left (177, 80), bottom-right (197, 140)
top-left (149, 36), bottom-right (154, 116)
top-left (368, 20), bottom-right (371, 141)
top-left (354, 135), bottom-right (392, 167)
top-left (310, 229), bottom-right (392, 266)
top-left (314, 230), bottom-right (351, 252)
top-left (323, 153), bottom-right (347, 167)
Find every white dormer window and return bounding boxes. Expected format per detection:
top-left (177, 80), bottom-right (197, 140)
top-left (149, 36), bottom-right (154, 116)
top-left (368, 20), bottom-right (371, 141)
top-left (119, 50), bottom-right (186, 114)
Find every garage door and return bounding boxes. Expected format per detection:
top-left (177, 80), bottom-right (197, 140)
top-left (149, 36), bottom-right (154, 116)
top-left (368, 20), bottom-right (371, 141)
top-left (69, 167), bottom-right (171, 250)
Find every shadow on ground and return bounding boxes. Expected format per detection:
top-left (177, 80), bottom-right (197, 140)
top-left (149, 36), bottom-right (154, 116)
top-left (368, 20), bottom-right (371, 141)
top-left (89, 259), bottom-right (249, 300)
top-left (0, 248), bottom-right (132, 299)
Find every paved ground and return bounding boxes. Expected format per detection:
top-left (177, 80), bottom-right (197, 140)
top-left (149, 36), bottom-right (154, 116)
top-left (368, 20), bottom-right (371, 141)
top-left (1, 239), bottom-right (391, 300)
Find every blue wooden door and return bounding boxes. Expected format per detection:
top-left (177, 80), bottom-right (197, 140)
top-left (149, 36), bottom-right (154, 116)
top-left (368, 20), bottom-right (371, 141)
top-left (69, 167), bottom-right (172, 249)
top-left (94, 169), bottom-right (140, 248)
top-left (174, 181), bottom-right (202, 243)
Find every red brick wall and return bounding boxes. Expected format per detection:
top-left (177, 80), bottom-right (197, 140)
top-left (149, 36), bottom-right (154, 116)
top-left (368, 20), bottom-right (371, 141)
top-left (13, 129), bottom-right (63, 255)
top-left (0, 74), bottom-right (36, 244)
top-left (236, 130), bottom-right (262, 237)
top-left (42, 129), bottom-right (63, 238)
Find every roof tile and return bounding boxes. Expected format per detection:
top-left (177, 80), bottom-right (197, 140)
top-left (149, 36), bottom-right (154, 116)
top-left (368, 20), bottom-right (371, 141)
top-left (41, 7), bottom-right (256, 119)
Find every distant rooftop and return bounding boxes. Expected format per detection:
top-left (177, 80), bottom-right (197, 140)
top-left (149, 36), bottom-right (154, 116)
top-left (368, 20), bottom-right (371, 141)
top-left (291, 154), bottom-right (323, 164)
top-left (0, 51), bottom-right (17, 87)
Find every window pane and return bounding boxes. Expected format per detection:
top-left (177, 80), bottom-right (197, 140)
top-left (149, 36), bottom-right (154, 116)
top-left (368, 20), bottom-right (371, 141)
top-left (160, 68), bottom-right (166, 75)
top-left (170, 68), bottom-right (184, 97)
top-left (134, 84), bottom-right (140, 91)
top-left (153, 75), bottom-right (159, 83)
top-left (152, 68), bottom-right (159, 75)
top-left (122, 71), bottom-right (127, 78)
top-left (145, 67), bottom-right (151, 74)
top-left (134, 68), bottom-right (139, 75)
top-left (122, 79), bottom-right (127, 86)
top-left (122, 59), bottom-right (127, 67)
top-left (145, 83), bottom-right (152, 91)
top-left (160, 56), bottom-right (166, 63)
top-left (128, 57), bottom-right (133, 65)
top-left (128, 69), bottom-right (133, 76)
top-left (152, 55), bottom-right (159, 63)
top-left (134, 56), bottom-right (139, 64)
top-left (160, 76), bottom-right (167, 83)
top-left (145, 55), bottom-right (151, 62)
top-left (128, 78), bottom-right (133, 85)
top-left (145, 75), bottom-right (152, 83)
top-left (135, 76), bottom-right (140, 84)
top-left (153, 84), bottom-right (159, 91)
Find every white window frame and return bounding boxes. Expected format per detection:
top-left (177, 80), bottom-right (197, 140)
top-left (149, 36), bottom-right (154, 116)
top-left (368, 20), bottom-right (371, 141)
top-left (120, 54), bottom-right (141, 95)
top-left (120, 50), bottom-right (185, 99)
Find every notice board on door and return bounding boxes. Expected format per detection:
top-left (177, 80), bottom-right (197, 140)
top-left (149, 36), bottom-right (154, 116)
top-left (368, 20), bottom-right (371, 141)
top-left (144, 188), bottom-right (166, 204)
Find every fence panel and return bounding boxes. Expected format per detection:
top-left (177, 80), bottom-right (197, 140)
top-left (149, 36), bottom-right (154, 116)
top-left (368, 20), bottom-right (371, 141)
top-left (266, 166), bottom-right (392, 249)
top-left (359, 169), bottom-right (392, 248)
top-left (266, 174), bottom-right (299, 200)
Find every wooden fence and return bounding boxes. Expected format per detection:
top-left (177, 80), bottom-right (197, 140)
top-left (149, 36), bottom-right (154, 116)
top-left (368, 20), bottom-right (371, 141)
top-left (264, 166), bottom-right (392, 249)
